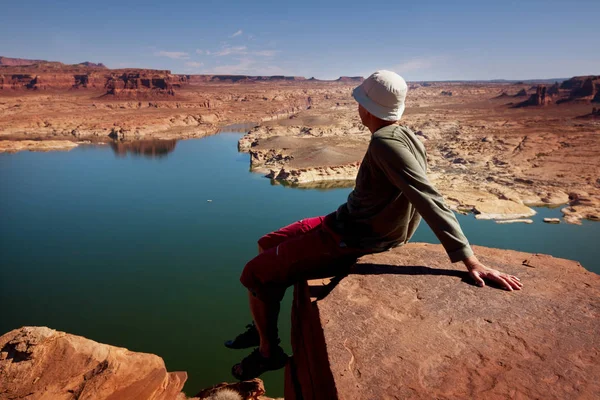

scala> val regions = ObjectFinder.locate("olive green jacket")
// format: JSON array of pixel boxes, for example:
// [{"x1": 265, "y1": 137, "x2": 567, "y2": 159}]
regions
[{"x1": 334, "y1": 124, "x2": 473, "y2": 263}]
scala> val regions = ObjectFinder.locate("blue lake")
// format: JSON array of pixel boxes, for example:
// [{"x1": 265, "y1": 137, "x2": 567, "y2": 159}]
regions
[{"x1": 1, "y1": 133, "x2": 598, "y2": 397}]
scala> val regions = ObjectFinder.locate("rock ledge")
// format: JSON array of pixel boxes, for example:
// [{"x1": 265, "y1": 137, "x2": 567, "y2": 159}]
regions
[{"x1": 286, "y1": 243, "x2": 600, "y2": 400}]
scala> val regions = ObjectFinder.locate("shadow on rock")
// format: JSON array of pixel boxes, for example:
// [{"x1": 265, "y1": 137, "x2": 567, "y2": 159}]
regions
[{"x1": 307, "y1": 262, "x2": 512, "y2": 300}]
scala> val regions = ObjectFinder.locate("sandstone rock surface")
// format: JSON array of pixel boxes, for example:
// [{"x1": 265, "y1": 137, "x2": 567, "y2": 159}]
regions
[
  {"x1": 0, "y1": 327, "x2": 284, "y2": 400},
  {"x1": 286, "y1": 243, "x2": 600, "y2": 400},
  {"x1": 543, "y1": 218, "x2": 561, "y2": 224},
  {"x1": 473, "y1": 199, "x2": 536, "y2": 220},
  {"x1": 0, "y1": 140, "x2": 78, "y2": 153},
  {"x1": 0, "y1": 326, "x2": 188, "y2": 400},
  {"x1": 494, "y1": 218, "x2": 533, "y2": 224}
]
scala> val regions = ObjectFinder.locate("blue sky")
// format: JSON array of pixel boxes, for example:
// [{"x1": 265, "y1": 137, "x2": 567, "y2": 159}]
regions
[{"x1": 1, "y1": 0, "x2": 598, "y2": 80}]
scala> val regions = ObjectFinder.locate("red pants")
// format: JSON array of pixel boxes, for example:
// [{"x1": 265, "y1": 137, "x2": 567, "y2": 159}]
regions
[{"x1": 240, "y1": 213, "x2": 368, "y2": 302}]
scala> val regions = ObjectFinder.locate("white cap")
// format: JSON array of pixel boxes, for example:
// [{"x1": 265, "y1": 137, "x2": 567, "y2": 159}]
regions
[{"x1": 352, "y1": 70, "x2": 408, "y2": 121}]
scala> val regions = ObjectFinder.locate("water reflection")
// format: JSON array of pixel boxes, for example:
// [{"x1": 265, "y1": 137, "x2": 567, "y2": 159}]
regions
[
  {"x1": 110, "y1": 139, "x2": 178, "y2": 159},
  {"x1": 216, "y1": 122, "x2": 258, "y2": 133},
  {"x1": 270, "y1": 179, "x2": 355, "y2": 191}
]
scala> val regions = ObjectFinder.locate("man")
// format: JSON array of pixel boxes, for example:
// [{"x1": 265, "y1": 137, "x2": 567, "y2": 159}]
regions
[{"x1": 228, "y1": 70, "x2": 522, "y2": 380}]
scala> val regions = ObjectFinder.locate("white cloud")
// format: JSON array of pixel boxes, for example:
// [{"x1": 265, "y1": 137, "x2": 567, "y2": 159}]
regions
[
  {"x1": 394, "y1": 59, "x2": 432, "y2": 72},
  {"x1": 210, "y1": 46, "x2": 277, "y2": 58},
  {"x1": 210, "y1": 59, "x2": 253, "y2": 74},
  {"x1": 154, "y1": 51, "x2": 190, "y2": 60},
  {"x1": 207, "y1": 58, "x2": 286, "y2": 75},
  {"x1": 214, "y1": 46, "x2": 248, "y2": 56},
  {"x1": 230, "y1": 29, "x2": 243, "y2": 38},
  {"x1": 195, "y1": 49, "x2": 205, "y2": 55},
  {"x1": 391, "y1": 57, "x2": 442, "y2": 74},
  {"x1": 253, "y1": 50, "x2": 278, "y2": 57},
  {"x1": 185, "y1": 61, "x2": 204, "y2": 67}
]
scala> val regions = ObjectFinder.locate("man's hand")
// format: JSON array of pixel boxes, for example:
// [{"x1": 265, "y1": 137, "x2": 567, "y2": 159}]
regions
[{"x1": 463, "y1": 255, "x2": 522, "y2": 291}]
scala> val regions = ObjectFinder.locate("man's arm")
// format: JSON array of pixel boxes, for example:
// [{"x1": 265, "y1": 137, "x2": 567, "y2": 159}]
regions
[{"x1": 371, "y1": 137, "x2": 522, "y2": 291}]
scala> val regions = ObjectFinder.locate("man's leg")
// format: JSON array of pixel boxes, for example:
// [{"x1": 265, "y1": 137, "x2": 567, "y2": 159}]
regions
[
  {"x1": 233, "y1": 216, "x2": 363, "y2": 379},
  {"x1": 229, "y1": 216, "x2": 326, "y2": 348},
  {"x1": 247, "y1": 216, "x2": 328, "y2": 355},
  {"x1": 232, "y1": 244, "x2": 289, "y2": 380},
  {"x1": 247, "y1": 290, "x2": 279, "y2": 358}
]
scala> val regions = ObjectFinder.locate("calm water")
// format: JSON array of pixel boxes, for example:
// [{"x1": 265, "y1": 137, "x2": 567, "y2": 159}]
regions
[{"x1": 1, "y1": 134, "x2": 598, "y2": 397}]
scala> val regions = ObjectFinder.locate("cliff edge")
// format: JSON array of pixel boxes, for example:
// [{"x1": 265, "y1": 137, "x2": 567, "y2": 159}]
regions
[
  {"x1": 0, "y1": 327, "x2": 277, "y2": 400},
  {"x1": 286, "y1": 243, "x2": 600, "y2": 399},
  {"x1": 0, "y1": 327, "x2": 188, "y2": 400}
]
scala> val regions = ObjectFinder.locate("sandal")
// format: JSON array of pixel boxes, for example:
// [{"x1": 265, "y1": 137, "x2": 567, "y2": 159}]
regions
[
  {"x1": 231, "y1": 346, "x2": 289, "y2": 381},
  {"x1": 224, "y1": 322, "x2": 280, "y2": 349}
]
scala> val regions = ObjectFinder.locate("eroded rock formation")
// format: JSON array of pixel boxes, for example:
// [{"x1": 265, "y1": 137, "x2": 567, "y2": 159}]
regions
[
  {"x1": 104, "y1": 71, "x2": 176, "y2": 98},
  {"x1": 0, "y1": 326, "x2": 188, "y2": 400},
  {"x1": 0, "y1": 327, "x2": 281, "y2": 400},
  {"x1": 560, "y1": 75, "x2": 600, "y2": 102},
  {"x1": 515, "y1": 85, "x2": 555, "y2": 107},
  {"x1": 513, "y1": 77, "x2": 600, "y2": 107},
  {"x1": 514, "y1": 88, "x2": 527, "y2": 97},
  {"x1": 547, "y1": 82, "x2": 560, "y2": 96},
  {"x1": 285, "y1": 243, "x2": 600, "y2": 399}
]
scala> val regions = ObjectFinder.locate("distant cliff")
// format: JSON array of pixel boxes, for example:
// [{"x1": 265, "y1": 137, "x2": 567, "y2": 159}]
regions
[
  {"x1": 103, "y1": 71, "x2": 176, "y2": 98},
  {"x1": 336, "y1": 76, "x2": 364, "y2": 83},
  {"x1": 0, "y1": 56, "x2": 107, "y2": 69},
  {"x1": 0, "y1": 58, "x2": 364, "y2": 98},
  {"x1": 0, "y1": 56, "x2": 50, "y2": 66},
  {"x1": 515, "y1": 76, "x2": 600, "y2": 107}
]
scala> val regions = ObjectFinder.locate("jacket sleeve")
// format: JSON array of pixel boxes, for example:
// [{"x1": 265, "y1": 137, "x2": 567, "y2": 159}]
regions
[{"x1": 370, "y1": 137, "x2": 473, "y2": 263}]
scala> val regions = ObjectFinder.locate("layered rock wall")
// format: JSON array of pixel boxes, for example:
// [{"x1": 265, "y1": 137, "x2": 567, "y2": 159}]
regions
[
  {"x1": 104, "y1": 71, "x2": 176, "y2": 97},
  {"x1": 516, "y1": 85, "x2": 555, "y2": 107},
  {"x1": 560, "y1": 75, "x2": 600, "y2": 102}
]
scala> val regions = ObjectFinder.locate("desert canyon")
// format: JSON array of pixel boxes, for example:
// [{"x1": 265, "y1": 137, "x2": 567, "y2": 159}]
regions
[
  {"x1": 1, "y1": 56, "x2": 599, "y2": 224},
  {"x1": 1, "y1": 56, "x2": 600, "y2": 400}
]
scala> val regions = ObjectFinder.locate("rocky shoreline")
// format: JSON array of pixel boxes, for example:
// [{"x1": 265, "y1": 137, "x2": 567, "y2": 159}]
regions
[
  {"x1": 234, "y1": 80, "x2": 600, "y2": 224},
  {"x1": 2, "y1": 62, "x2": 599, "y2": 224}
]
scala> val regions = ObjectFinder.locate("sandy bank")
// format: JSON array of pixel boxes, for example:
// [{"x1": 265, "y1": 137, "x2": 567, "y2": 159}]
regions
[{"x1": 0, "y1": 140, "x2": 79, "y2": 153}]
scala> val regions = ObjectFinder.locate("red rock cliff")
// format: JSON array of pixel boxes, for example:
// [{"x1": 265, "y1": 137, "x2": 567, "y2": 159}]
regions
[
  {"x1": 0, "y1": 327, "x2": 188, "y2": 400},
  {"x1": 104, "y1": 70, "x2": 176, "y2": 98},
  {"x1": 285, "y1": 243, "x2": 600, "y2": 400},
  {"x1": 515, "y1": 85, "x2": 556, "y2": 107}
]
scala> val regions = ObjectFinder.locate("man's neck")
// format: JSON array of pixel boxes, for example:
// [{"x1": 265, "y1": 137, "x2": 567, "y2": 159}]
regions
[{"x1": 368, "y1": 121, "x2": 397, "y2": 134}]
